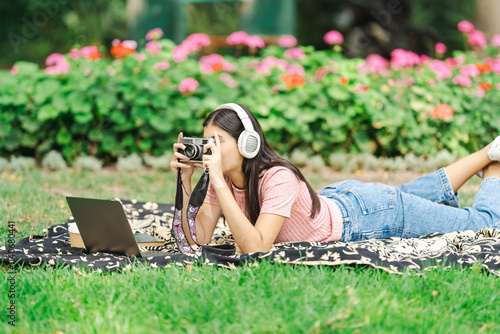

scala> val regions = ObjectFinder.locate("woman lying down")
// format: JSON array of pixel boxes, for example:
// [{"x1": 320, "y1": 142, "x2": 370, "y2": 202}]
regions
[{"x1": 170, "y1": 103, "x2": 500, "y2": 254}]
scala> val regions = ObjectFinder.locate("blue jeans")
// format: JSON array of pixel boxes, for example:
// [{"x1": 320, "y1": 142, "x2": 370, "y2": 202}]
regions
[{"x1": 318, "y1": 168, "x2": 500, "y2": 242}]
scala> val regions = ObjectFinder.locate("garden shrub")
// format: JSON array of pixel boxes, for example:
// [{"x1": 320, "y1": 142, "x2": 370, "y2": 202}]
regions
[
  {"x1": 1, "y1": 22, "x2": 500, "y2": 164},
  {"x1": 116, "y1": 153, "x2": 143, "y2": 172},
  {"x1": 74, "y1": 155, "x2": 103, "y2": 171},
  {"x1": 42, "y1": 150, "x2": 68, "y2": 171}
]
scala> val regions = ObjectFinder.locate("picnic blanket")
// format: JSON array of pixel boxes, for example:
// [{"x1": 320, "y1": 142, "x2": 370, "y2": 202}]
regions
[{"x1": 1, "y1": 199, "x2": 500, "y2": 275}]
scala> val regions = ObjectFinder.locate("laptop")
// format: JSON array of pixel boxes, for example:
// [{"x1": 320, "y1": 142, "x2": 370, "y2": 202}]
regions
[{"x1": 66, "y1": 196, "x2": 166, "y2": 258}]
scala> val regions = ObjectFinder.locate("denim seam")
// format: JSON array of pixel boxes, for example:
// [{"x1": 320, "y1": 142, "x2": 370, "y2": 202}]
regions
[
  {"x1": 481, "y1": 176, "x2": 500, "y2": 185},
  {"x1": 438, "y1": 167, "x2": 460, "y2": 207},
  {"x1": 334, "y1": 193, "x2": 357, "y2": 241}
]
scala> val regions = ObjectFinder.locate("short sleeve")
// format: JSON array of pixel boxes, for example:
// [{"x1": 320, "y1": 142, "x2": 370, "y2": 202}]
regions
[
  {"x1": 203, "y1": 175, "x2": 232, "y2": 206},
  {"x1": 259, "y1": 168, "x2": 300, "y2": 218}
]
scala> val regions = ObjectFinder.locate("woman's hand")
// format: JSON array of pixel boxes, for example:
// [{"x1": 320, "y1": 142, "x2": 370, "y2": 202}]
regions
[
  {"x1": 170, "y1": 132, "x2": 202, "y2": 181},
  {"x1": 202, "y1": 131, "x2": 225, "y2": 188}
]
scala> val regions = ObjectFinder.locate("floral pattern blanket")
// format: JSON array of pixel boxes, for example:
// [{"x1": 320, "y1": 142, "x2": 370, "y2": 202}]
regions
[{"x1": 1, "y1": 199, "x2": 499, "y2": 275}]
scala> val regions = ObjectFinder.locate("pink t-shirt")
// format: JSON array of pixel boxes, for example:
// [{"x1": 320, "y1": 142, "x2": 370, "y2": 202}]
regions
[{"x1": 204, "y1": 166, "x2": 343, "y2": 243}]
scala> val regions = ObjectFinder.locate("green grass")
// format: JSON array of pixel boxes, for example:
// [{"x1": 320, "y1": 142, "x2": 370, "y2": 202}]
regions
[{"x1": 0, "y1": 168, "x2": 497, "y2": 333}]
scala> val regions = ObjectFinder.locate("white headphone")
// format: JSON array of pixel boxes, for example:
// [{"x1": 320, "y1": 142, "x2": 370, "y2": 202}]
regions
[{"x1": 214, "y1": 103, "x2": 261, "y2": 159}]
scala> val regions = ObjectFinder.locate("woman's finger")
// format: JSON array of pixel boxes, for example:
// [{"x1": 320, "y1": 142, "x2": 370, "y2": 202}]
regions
[{"x1": 214, "y1": 131, "x2": 221, "y2": 149}]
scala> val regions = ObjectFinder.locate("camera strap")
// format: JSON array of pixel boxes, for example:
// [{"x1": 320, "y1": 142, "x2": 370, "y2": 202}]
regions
[{"x1": 172, "y1": 169, "x2": 236, "y2": 256}]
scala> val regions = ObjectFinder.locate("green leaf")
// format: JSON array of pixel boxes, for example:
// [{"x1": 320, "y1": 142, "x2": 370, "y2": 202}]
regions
[
  {"x1": 37, "y1": 105, "x2": 60, "y2": 121},
  {"x1": 4, "y1": 128, "x2": 23, "y2": 151},
  {"x1": 68, "y1": 92, "x2": 92, "y2": 114},
  {"x1": 19, "y1": 115, "x2": 42, "y2": 133},
  {"x1": 101, "y1": 133, "x2": 118, "y2": 153},
  {"x1": 149, "y1": 115, "x2": 173, "y2": 133},
  {"x1": 21, "y1": 133, "x2": 38, "y2": 148},
  {"x1": 13, "y1": 61, "x2": 40, "y2": 75},
  {"x1": 74, "y1": 112, "x2": 94, "y2": 124},
  {"x1": 56, "y1": 129, "x2": 72, "y2": 145},
  {"x1": 33, "y1": 79, "x2": 61, "y2": 104},
  {"x1": 110, "y1": 110, "x2": 129, "y2": 126},
  {"x1": 327, "y1": 86, "x2": 350, "y2": 101},
  {"x1": 96, "y1": 95, "x2": 117, "y2": 116},
  {"x1": 138, "y1": 138, "x2": 153, "y2": 151},
  {"x1": 51, "y1": 94, "x2": 69, "y2": 113}
]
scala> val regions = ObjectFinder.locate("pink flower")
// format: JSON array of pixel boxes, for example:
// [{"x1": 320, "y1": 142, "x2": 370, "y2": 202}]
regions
[
  {"x1": 286, "y1": 64, "x2": 305, "y2": 75},
  {"x1": 172, "y1": 33, "x2": 211, "y2": 62},
  {"x1": 453, "y1": 75, "x2": 472, "y2": 87},
  {"x1": 420, "y1": 55, "x2": 431, "y2": 63},
  {"x1": 46, "y1": 53, "x2": 66, "y2": 66},
  {"x1": 390, "y1": 49, "x2": 421, "y2": 70},
  {"x1": 145, "y1": 40, "x2": 162, "y2": 56},
  {"x1": 186, "y1": 33, "x2": 211, "y2": 48},
  {"x1": 146, "y1": 28, "x2": 163, "y2": 40},
  {"x1": 284, "y1": 47, "x2": 305, "y2": 60},
  {"x1": 244, "y1": 35, "x2": 265, "y2": 49},
  {"x1": 219, "y1": 73, "x2": 238, "y2": 88},
  {"x1": 278, "y1": 35, "x2": 297, "y2": 48},
  {"x1": 491, "y1": 58, "x2": 500, "y2": 74},
  {"x1": 457, "y1": 20, "x2": 474, "y2": 33},
  {"x1": 227, "y1": 31, "x2": 249, "y2": 45},
  {"x1": 113, "y1": 39, "x2": 137, "y2": 50},
  {"x1": 324, "y1": 30, "x2": 343, "y2": 45},
  {"x1": 430, "y1": 60, "x2": 452, "y2": 80},
  {"x1": 472, "y1": 88, "x2": 485, "y2": 98},
  {"x1": 254, "y1": 63, "x2": 272, "y2": 76},
  {"x1": 354, "y1": 83, "x2": 369, "y2": 93},
  {"x1": 446, "y1": 58, "x2": 459, "y2": 67},
  {"x1": 358, "y1": 54, "x2": 389, "y2": 76},
  {"x1": 107, "y1": 66, "x2": 116, "y2": 76},
  {"x1": 199, "y1": 54, "x2": 235, "y2": 74},
  {"x1": 314, "y1": 66, "x2": 334, "y2": 81},
  {"x1": 153, "y1": 60, "x2": 170, "y2": 70},
  {"x1": 178, "y1": 78, "x2": 199, "y2": 93},
  {"x1": 69, "y1": 48, "x2": 80, "y2": 61},
  {"x1": 468, "y1": 30, "x2": 487, "y2": 48},
  {"x1": 435, "y1": 42, "x2": 447, "y2": 54},
  {"x1": 80, "y1": 46, "x2": 100, "y2": 59},
  {"x1": 249, "y1": 56, "x2": 290, "y2": 76},
  {"x1": 45, "y1": 53, "x2": 71, "y2": 74},
  {"x1": 492, "y1": 34, "x2": 500, "y2": 48},
  {"x1": 459, "y1": 64, "x2": 480, "y2": 77},
  {"x1": 11, "y1": 65, "x2": 18, "y2": 75},
  {"x1": 136, "y1": 53, "x2": 147, "y2": 62},
  {"x1": 80, "y1": 46, "x2": 96, "y2": 57},
  {"x1": 172, "y1": 45, "x2": 188, "y2": 62}
]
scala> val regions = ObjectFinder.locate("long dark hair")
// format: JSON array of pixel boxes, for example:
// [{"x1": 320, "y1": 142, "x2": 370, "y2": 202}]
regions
[{"x1": 203, "y1": 104, "x2": 321, "y2": 225}]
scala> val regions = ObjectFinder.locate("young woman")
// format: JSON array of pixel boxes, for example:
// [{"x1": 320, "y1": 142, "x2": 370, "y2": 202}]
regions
[{"x1": 170, "y1": 103, "x2": 500, "y2": 254}]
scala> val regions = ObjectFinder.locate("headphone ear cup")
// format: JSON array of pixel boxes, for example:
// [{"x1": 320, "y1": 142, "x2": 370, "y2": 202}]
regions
[{"x1": 238, "y1": 130, "x2": 261, "y2": 159}]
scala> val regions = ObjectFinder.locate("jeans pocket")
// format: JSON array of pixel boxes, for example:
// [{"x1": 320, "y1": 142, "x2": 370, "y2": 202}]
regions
[{"x1": 346, "y1": 183, "x2": 395, "y2": 215}]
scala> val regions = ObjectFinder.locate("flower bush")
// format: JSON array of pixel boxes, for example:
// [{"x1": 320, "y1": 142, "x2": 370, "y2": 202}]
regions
[{"x1": 2, "y1": 22, "x2": 500, "y2": 163}]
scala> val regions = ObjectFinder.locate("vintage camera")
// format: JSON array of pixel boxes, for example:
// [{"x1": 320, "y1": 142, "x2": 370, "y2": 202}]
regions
[{"x1": 178, "y1": 137, "x2": 214, "y2": 163}]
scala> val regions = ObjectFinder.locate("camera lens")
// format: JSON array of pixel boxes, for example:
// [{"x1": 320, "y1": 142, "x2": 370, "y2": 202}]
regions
[{"x1": 184, "y1": 144, "x2": 201, "y2": 160}]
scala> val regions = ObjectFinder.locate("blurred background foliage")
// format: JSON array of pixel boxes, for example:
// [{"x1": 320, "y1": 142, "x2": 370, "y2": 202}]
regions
[{"x1": 0, "y1": 0, "x2": 476, "y2": 69}]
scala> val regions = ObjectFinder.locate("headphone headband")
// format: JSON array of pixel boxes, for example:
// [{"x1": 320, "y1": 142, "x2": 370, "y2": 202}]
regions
[{"x1": 214, "y1": 103, "x2": 255, "y2": 133}]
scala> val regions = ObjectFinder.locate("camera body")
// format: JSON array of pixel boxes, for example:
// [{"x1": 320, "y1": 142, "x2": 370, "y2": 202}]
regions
[{"x1": 178, "y1": 137, "x2": 214, "y2": 163}]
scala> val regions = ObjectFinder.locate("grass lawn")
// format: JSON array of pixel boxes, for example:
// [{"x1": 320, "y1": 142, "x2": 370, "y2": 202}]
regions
[{"x1": 1, "y1": 167, "x2": 498, "y2": 333}]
